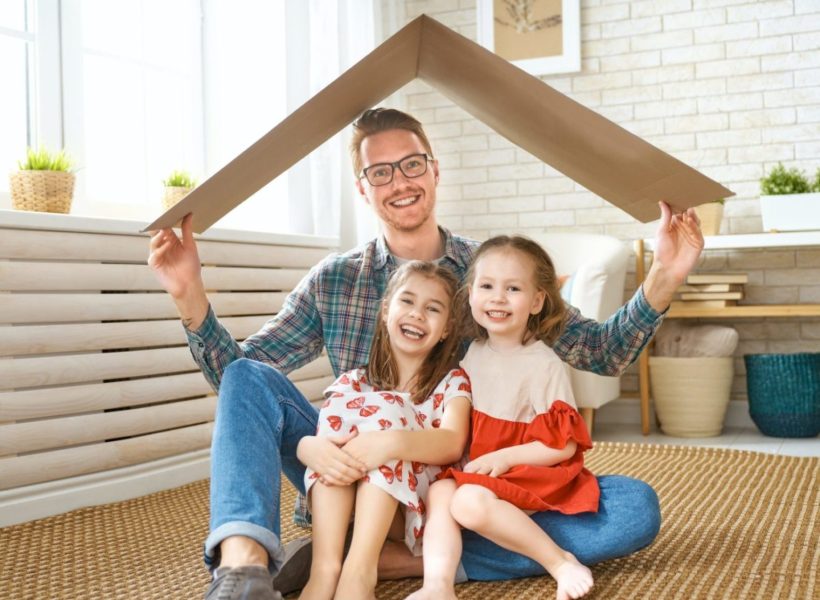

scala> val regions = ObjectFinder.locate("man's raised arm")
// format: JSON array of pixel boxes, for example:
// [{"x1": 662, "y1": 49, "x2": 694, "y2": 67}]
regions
[
  {"x1": 147, "y1": 213, "x2": 325, "y2": 390},
  {"x1": 148, "y1": 213, "x2": 210, "y2": 330},
  {"x1": 641, "y1": 201, "x2": 705, "y2": 312},
  {"x1": 554, "y1": 201, "x2": 704, "y2": 375}
]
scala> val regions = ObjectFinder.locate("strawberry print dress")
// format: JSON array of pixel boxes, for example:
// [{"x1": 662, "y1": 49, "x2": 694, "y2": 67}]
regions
[
  {"x1": 440, "y1": 340, "x2": 599, "y2": 514},
  {"x1": 305, "y1": 367, "x2": 471, "y2": 555}
]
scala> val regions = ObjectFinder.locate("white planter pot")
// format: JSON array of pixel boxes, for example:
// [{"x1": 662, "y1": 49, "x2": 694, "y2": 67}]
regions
[{"x1": 759, "y1": 192, "x2": 820, "y2": 232}]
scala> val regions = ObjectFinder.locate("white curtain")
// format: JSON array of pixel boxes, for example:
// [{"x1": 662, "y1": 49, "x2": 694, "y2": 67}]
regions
[{"x1": 286, "y1": 0, "x2": 379, "y2": 248}]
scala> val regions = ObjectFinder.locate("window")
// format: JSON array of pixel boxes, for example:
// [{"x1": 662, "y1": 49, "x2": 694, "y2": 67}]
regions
[
  {"x1": 61, "y1": 0, "x2": 204, "y2": 220},
  {"x1": 0, "y1": 3, "x2": 33, "y2": 187},
  {"x1": 2, "y1": 0, "x2": 376, "y2": 237},
  {"x1": 0, "y1": 0, "x2": 61, "y2": 191},
  {"x1": 200, "y1": 0, "x2": 288, "y2": 232}
]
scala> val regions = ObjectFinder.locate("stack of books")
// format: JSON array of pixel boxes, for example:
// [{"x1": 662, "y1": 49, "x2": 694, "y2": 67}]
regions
[{"x1": 672, "y1": 272, "x2": 748, "y2": 309}]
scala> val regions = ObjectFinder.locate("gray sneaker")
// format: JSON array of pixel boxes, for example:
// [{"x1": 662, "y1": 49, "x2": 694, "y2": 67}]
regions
[
  {"x1": 204, "y1": 565, "x2": 283, "y2": 600},
  {"x1": 271, "y1": 537, "x2": 313, "y2": 595}
]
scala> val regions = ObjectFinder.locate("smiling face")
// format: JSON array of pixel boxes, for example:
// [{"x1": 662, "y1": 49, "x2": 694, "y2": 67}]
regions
[
  {"x1": 356, "y1": 129, "x2": 439, "y2": 234},
  {"x1": 468, "y1": 248, "x2": 546, "y2": 348},
  {"x1": 383, "y1": 272, "x2": 451, "y2": 363}
]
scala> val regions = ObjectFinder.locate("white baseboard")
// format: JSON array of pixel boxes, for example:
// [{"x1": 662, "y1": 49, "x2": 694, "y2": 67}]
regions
[
  {"x1": 596, "y1": 396, "x2": 755, "y2": 429},
  {"x1": 0, "y1": 449, "x2": 211, "y2": 527}
]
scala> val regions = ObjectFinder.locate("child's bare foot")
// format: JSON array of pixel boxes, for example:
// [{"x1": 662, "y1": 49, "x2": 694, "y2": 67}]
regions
[
  {"x1": 405, "y1": 583, "x2": 458, "y2": 600},
  {"x1": 334, "y1": 567, "x2": 377, "y2": 600},
  {"x1": 298, "y1": 572, "x2": 338, "y2": 600},
  {"x1": 552, "y1": 553, "x2": 593, "y2": 600}
]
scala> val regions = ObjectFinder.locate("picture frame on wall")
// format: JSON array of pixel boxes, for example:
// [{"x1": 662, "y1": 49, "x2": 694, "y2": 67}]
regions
[{"x1": 477, "y1": 0, "x2": 581, "y2": 77}]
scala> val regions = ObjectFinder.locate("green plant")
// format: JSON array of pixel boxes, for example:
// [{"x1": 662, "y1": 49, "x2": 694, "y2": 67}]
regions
[
  {"x1": 162, "y1": 170, "x2": 197, "y2": 188},
  {"x1": 18, "y1": 147, "x2": 73, "y2": 172},
  {"x1": 760, "y1": 162, "x2": 812, "y2": 195},
  {"x1": 812, "y1": 168, "x2": 820, "y2": 193}
]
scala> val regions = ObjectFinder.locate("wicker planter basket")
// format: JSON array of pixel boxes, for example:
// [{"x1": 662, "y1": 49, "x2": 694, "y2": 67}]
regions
[
  {"x1": 650, "y1": 356, "x2": 734, "y2": 437},
  {"x1": 694, "y1": 202, "x2": 724, "y2": 236},
  {"x1": 745, "y1": 353, "x2": 820, "y2": 438},
  {"x1": 9, "y1": 170, "x2": 75, "y2": 214},
  {"x1": 162, "y1": 186, "x2": 192, "y2": 211}
]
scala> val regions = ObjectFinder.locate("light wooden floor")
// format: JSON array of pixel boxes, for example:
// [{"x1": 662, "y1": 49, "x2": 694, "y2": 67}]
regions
[{"x1": 593, "y1": 422, "x2": 819, "y2": 457}]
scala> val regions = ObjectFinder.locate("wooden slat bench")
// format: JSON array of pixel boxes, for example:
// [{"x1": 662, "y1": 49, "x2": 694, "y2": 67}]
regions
[{"x1": 0, "y1": 211, "x2": 338, "y2": 526}]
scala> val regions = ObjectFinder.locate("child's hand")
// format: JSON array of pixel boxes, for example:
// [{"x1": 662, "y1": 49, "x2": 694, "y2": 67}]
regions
[
  {"x1": 341, "y1": 431, "x2": 397, "y2": 471},
  {"x1": 463, "y1": 451, "x2": 511, "y2": 477},
  {"x1": 297, "y1": 434, "x2": 367, "y2": 485}
]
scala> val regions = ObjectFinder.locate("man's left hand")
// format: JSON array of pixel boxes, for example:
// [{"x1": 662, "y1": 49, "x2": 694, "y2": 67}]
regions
[{"x1": 643, "y1": 200, "x2": 705, "y2": 312}]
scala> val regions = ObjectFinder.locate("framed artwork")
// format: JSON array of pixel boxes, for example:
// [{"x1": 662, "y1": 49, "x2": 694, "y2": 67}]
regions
[{"x1": 477, "y1": 0, "x2": 581, "y2": 76}]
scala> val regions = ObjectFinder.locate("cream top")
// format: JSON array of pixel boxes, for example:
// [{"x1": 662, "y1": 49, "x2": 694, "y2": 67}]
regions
[{"x1": 460, "y1": 339, "x2": 576, "y2": 423}]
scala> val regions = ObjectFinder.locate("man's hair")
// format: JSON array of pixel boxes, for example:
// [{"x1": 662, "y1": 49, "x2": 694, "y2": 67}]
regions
[
  {"x1": 366, "y1": 260, "x2": 461, "y2": 405},
  {"x1": 349, "y1": 108, "x2": 434, "y2": 176},
  {"x1": 457, "y1": 235, "x2": 566, "y2": 346}
]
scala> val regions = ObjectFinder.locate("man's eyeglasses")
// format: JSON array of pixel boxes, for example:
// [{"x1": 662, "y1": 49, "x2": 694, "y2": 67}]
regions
[{"x1": 359, "y1": 153, "x2": 433, "y2": 186}]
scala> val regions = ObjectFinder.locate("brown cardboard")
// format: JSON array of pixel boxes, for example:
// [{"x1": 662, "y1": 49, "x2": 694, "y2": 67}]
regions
[{"x1": 144, "y1": 14, "x2": 733, "y2": 233}]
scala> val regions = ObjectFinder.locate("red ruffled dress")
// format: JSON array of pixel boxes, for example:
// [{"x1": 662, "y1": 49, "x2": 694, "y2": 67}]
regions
[{"x1": 440, "y1": 340, "x2": 599, "y2": 514}]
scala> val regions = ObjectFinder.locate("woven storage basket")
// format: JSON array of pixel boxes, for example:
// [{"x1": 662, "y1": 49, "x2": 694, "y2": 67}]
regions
[
  {"x1": 744, "y1": 353, "x2": 820, "y2": 438},
  {"x1": 694, "y1": 202, "x2": 724, "y2": 236},
  {"x1": 9, "y1": 170, "x2": 75, "y2": 213},
  {"x1": 162, "y1": 186, "x2": 192, "y2": 211},
  {"x1": 649, "y1": 356, "x2": 734, "y2": 437}
]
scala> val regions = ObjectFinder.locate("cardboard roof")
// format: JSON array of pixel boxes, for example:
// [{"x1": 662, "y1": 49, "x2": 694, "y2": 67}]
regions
[{"x1": 144, "y1": 14, "x2": 733, "y2": 234}]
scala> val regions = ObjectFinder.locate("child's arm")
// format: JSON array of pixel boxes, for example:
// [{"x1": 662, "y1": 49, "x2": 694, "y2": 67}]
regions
[
  {"x1": 463, "y1": 440, "x2": 577, "y2": 477},
  {"x1": 297, "y1": 432, "x2": 369, "y2": 486},
  {"x1": 340, "y1": 395, "x2": 471, "y2": 470}
]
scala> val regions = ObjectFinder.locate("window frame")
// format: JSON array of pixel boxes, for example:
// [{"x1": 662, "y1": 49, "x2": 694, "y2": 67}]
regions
[
  {"x1": 0, "y1": 0, "x2": 62, "y2": 208},
  {"x1": 2, "y1": 0, "x2": 366, "y2": 239}
]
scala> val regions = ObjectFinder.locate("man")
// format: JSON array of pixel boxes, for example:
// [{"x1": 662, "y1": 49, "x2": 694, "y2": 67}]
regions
[{"x1": 148, "y1": 108, "x2": 704, "y2": 599}]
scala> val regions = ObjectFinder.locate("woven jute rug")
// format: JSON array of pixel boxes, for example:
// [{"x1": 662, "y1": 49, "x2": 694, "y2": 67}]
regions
[{"x1": 2, "y1": 442, "x2": 816, "y2": 599}]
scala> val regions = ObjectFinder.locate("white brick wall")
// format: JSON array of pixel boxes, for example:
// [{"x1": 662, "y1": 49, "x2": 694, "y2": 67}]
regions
[{"x1": 381, "y1": 0, "x2": 820, "y2": 404}]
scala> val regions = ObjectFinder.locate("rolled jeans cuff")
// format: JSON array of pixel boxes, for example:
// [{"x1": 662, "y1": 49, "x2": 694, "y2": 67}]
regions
[{"x1": 204, "y1": 521, "x2": 286, "y2": 575}]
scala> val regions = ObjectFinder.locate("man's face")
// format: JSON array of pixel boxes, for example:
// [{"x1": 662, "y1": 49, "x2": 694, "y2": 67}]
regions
[{"x1": 356, "y1": 129, "x2": 439, "y2": 234}]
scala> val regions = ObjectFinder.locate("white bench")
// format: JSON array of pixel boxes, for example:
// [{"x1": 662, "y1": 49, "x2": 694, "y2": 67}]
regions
[{"x1": 0, "y1": 211, "x2": 337, "y2": 525}]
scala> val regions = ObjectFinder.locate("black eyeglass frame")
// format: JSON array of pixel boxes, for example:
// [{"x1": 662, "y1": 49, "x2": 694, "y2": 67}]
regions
[{"x1": 358, "y1": 153, "x2": 434, "y2": 186}]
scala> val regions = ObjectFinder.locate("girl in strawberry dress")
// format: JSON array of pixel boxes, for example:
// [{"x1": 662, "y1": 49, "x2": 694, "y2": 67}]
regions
[
  {"x1": 300, "y1": 261, "x2": 472, "y2": 600},
  {"x1": 409, "y1": 236, "x2": 598, "y2": 600}
]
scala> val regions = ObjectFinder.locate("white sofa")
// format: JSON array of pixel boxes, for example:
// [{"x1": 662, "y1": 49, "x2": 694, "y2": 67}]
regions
[{"x1": 528, "y1": 233, "x2": 632, "y2": 433}]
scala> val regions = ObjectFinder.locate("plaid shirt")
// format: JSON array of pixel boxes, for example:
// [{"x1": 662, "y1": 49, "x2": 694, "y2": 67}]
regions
[{"x1": 186, "y1": 227, "x2": 665, "y2": 525}]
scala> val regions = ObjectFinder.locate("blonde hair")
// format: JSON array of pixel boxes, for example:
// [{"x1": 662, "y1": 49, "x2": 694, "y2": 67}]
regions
[
  {"x1": 349, "y1": 108, "x2": 434, "y2": 177},
  {"x1": 366, "y1": 261, "x2": 461, "y2": 405},
  {"x1": 458, "y1": 235, "x2": 566, "y2": 345}
]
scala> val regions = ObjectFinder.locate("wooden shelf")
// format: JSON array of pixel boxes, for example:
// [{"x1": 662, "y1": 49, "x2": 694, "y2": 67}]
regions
[
  {"x1": 633, "y1": 234, "x2": 820, "y2": 436},
  {"x1": 668, "y1": 304, "x2": 820, "y2": 318},
  {"x1": 643, "y1": 231, "x2": 820, "y2": 251}
]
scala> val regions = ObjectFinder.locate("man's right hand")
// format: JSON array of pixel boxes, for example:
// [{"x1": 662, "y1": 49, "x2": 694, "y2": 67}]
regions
[
  {"x1": 296, "y1": 433, "x2": 368, "y2": 486},
  {"x1": 147, "y1": 213, "x2": 209, "y2": 329}
]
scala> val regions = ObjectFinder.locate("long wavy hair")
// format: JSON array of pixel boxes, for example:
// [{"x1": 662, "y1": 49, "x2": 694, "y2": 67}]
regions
[
  {"x1": 457, "y1": 235, "x2": 566, "y2": 346},
  {"x1": 366, "y1": 261, "x2": 462, "y2": 405}
]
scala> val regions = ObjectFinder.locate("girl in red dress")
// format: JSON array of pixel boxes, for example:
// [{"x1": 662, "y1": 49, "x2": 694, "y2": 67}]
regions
[
  {"x1": 409, "y1": 236, "x2": 598, "y2": 600},
  {"x1": 300, "y1": 261, "x2": 472, "y2": 600}
]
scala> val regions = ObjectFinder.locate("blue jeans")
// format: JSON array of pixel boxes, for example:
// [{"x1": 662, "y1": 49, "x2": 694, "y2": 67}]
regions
[{"x1": 205, "y1": 359, "x2": 661, "y2": 579}]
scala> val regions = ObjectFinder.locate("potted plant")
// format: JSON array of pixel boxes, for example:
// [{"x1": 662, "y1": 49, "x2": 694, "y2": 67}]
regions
[
  {"x1": 759, "y1": 163, "x2": 820, "y2": 232},
  {"x1": 9, "y1": 147, "x2": 75, "y2": 214},
  {"x1": 694, "y1": 198, "x2": 725, "y2": 236},
  {"x1": 162, "y1": 170, "x2": 197, "y2": 210}
]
